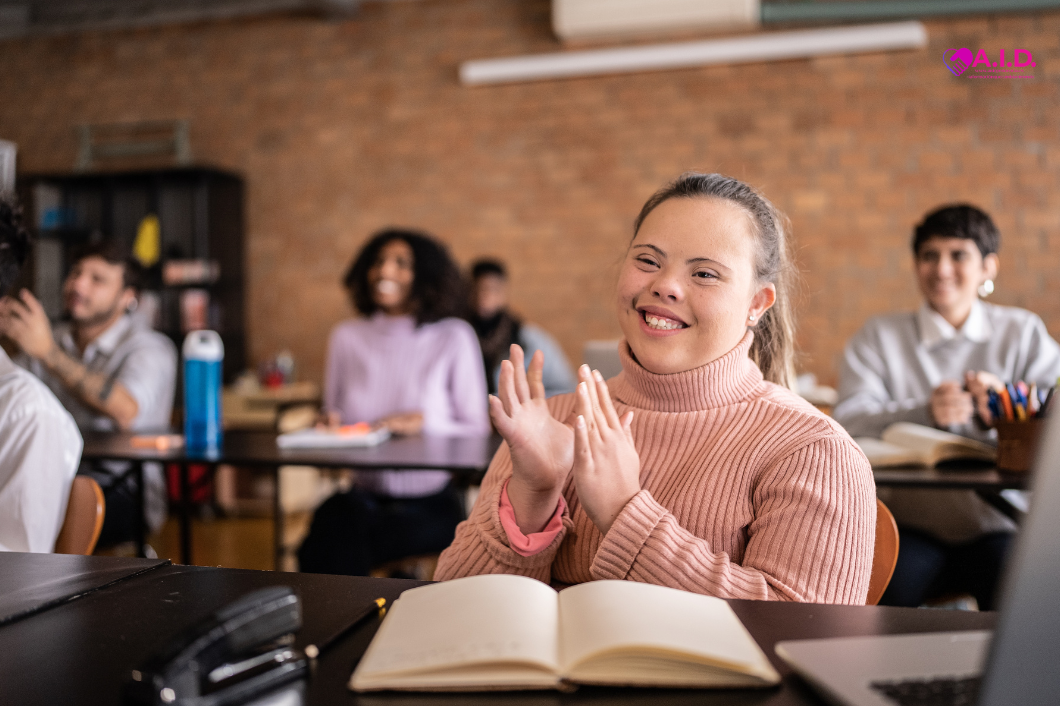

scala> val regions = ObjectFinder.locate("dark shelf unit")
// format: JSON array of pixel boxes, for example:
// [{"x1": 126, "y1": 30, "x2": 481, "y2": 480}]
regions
[{"x1": 17, "y1": 167, "x2": 246, "y2": 382}]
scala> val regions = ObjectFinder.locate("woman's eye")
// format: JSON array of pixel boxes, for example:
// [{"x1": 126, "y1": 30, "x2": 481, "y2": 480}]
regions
[
  {"x1": 693, "y1": 271, "x2": 718, "y2": 280},
  {"x1": 635, "y1": 257, "x2": 658, "y2": 268}
]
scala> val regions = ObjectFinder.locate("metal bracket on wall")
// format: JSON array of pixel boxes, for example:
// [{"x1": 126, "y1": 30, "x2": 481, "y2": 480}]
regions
[{"x1": 74, "y1": 119, "x2": 192, "y2": 171}]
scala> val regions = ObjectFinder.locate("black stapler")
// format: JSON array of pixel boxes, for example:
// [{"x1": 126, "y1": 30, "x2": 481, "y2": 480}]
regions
[{"x1": 125, "y1": 586, "x2": 308, "y2": 706}]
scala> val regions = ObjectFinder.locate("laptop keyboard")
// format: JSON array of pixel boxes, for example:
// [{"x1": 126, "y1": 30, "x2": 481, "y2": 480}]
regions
[{"x1": 870, "y1": 676, "x2": 981, "y2": 706}]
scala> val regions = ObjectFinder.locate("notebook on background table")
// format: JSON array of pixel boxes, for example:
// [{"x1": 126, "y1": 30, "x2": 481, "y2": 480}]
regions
[{"x1": 775, "y1": 411, "x2": 1060, "y2": 706}]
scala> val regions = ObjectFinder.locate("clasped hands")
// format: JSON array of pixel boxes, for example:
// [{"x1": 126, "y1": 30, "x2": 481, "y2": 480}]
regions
[
  {"x1": 491, "y1": 345, "x2": 640, "y2": 538},
  {"x1": 931, "y1": 371, "x2": 1005, "y2": 428}
]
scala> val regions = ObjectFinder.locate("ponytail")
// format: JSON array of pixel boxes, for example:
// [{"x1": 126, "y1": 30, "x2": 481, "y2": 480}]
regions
[{"x1": 633, "y1": 173, "x2": 798, "y2": 390}]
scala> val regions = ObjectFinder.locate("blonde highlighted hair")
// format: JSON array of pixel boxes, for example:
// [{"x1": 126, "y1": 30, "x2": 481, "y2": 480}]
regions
[{"x1": 633, "y1": 173, "x2": 798, "y2": 390}]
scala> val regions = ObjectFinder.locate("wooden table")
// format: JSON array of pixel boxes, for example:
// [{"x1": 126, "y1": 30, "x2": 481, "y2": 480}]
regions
[
  {"x1": 81, "y1": 431, "x2": 503, "y2": 568},
  {"x1": 0, "y1": 553, "x2": 997, "y2": 706}
]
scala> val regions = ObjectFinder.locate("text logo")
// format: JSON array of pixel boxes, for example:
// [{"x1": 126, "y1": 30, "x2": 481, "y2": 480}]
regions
[{"x1": 944, "y1": 48, "x2": 1036, "y2": 79}]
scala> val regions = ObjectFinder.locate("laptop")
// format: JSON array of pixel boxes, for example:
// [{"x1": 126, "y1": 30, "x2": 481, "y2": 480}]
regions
[{"x1": 775, "y1": 410, "x2": 1060, "y2": 706}]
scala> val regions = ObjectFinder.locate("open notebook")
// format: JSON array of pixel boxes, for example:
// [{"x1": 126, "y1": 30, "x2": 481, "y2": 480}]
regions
[
  {"x1": 350, "y1": 574, "x2": 780, "y2": 692},
  {"x1": 854, "y1": 422, "x2": 996, "y2": 469},
  {"x1": 276, "y1": 423, "x2": 390, "y2": 449}
]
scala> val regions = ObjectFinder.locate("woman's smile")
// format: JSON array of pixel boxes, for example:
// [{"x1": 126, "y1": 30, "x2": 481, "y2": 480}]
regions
[{"x1": 637, "y1": 305, "x2": 689, "y2": 334}]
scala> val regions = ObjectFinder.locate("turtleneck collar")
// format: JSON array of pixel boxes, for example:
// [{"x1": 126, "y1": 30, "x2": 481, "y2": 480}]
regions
[
  {"x1": 608, "y1": 331, "x2": 763, "y2": 413},
  {"x1": 368, "y1": 311, "x2": 418, "y2": 334}
]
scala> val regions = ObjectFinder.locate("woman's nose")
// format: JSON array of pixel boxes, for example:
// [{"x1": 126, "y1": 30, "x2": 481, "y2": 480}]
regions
[
  {"x1": 650, "y1": 271, "x2": 684, "y2": 301},
  {"x1": 936, "y1": 256, "x2": 955, "y2": 278},
  {"x1": 379, "y1": 259, "x2": 399, "y2": 279}
]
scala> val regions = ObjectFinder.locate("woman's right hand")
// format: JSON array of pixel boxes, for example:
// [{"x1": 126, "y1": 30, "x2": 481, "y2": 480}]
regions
[{"x1": 490, "y1": 344, "x2": 574, "y2": 535}]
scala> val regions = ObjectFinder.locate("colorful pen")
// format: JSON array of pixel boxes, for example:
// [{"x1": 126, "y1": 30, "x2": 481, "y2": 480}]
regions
[{"x1": 999, "y1": 386, "x2": 1015, "y2": 422}]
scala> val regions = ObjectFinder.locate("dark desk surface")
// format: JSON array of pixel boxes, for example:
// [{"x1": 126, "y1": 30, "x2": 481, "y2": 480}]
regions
[
  {"x1": 873, "y1": 464, "x2": 1029, "y2": 491},
  {"x1": 0, "y1": 553, "x2": 167, "y2": 627},
  {"x1": 0, "y1": 555, "x2": 996, "y2": 706},
  {"x1": 81, "y1": 433, "x2": 1027, "y2": 490},
  {"x1": 81, "y1": 431, "x2": 504, "y2": 475}
]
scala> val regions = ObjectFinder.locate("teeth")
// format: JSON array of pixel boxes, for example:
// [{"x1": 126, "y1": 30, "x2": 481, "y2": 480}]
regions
[{"x1": 645, "y1": 314, "x2": 683, "y2": 330}]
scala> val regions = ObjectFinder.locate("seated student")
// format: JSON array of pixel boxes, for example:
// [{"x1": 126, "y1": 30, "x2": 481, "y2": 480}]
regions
[
  {"x1": 833, "y1": 205, "x2": 1060, "y2": 610},
  {"x1": 436, "y1": 174, "x2": 876, "y2": 604},
  {"x1": 0, "y1": 241, "x2": 177, "y2": 548},
  {"x1": 0, "y1": 199, "x2": 82, "y2": 552},
  {"x1": 298, "y1": 229, "x2": 491, "y2": 576},
  {"x1": 469, "y1": 258, "x2": 576, "y2": 397}
]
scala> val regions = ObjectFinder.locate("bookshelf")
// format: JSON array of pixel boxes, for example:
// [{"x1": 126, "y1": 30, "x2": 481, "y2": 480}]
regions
[{"x1": 16, "y1": 167, "x2": 246, "y2": 381}]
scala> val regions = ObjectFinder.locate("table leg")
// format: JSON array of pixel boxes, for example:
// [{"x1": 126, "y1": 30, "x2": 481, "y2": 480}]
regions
[
  {"x1": 180, "y1": 463, "x2": 192, "y2": 565},
  {"x1": 273, "y1": 466, "x2": 284, "y2": 571},
  {"x1": 136, "y1": 463, "x2": 147, "y2": 558}
]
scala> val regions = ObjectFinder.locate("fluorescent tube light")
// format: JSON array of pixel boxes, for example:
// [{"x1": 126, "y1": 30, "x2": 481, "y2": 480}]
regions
[{"x1": 459, "y1": 20, "x2": 927, "y2": 86}]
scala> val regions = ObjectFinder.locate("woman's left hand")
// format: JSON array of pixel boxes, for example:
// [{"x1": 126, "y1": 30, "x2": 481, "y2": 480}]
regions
[
  {"x1": 379, "y1": 411, "x2": 424, "y2": 436},
  {"x1": 571, "y1": 365, "x2": 641, "y2": 536}
]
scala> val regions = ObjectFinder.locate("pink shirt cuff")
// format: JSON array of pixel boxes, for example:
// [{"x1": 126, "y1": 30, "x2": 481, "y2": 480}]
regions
[{"x1": 499, "y1": 479, "x2": 566, "y2": 557}]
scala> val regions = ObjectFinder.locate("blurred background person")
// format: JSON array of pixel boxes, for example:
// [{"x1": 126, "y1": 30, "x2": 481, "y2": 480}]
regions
[
  {"x1": 298, "y1": 229, "x2": 490, "y2": 576},
  {"x1": 834, "y1": 204, "x2": 1060, "y2": 610},
  {"x1": 2, "y1": 241, "x2": 177, "y2": 550},
  {"x1": 0, "y1": 198, "x2": 82, "y2": 553},
  {"x1": 469, "y1": 258, "x2": 576, "y2": 397}
]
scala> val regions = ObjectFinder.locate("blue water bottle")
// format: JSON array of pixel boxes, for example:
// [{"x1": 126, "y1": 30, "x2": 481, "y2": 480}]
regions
[{"x1": 183, "y1": 330, "x2": 224, "y2": 454}]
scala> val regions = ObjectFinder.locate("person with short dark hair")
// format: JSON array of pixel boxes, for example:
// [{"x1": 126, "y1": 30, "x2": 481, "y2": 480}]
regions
[
  {"x1": 0, "y1": 239, "x2": 177, "y2": 547},
  {"x1": 834, "y1": 204, "x2": 1060, "y2": 609},
  {"x1": 468, "y1": 258, "x2": 575, "y2": 397},
  {"x1": 0, "y1": 198, "x2": 82, "y2": 552},
  {"x1": 297, "y1": 229, "x2": 490, "y2": 576}
]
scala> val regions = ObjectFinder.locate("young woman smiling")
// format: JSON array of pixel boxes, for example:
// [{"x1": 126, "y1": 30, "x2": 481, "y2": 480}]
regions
[
  {"x1": 298, "y1": 229, "x2": 490, "y2": 576},
  {"x1": 436, "y1": 174, "x2": 876, "y2": 604}
]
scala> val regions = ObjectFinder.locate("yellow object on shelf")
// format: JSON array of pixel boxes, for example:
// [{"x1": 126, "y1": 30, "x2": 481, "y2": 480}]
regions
[{"x1": 133, "y1": 214, "x2": 161, "y2": 267}]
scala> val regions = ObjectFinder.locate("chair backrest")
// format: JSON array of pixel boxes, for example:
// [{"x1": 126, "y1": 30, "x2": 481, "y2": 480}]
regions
[
  {"x1": 866, "y1": 498, "x2": 899, "y2": 605},
  {"x1": 54, "y1": 476, "x2": 106, "y2": 555}
]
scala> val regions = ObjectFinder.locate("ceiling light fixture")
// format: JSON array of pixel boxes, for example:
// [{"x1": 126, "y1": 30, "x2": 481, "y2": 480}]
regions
[{"x1": 459, "y1": 20, "x2": 927, "y2": 86}]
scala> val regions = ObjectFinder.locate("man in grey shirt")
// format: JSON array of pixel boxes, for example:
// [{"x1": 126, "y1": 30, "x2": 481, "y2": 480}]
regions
[
  {"x1": 0, "y1": 241, "x2": 177, "y2": 547},
  {"x1": 834, "y1": 205, "x2": 1060, "y2": 609}
]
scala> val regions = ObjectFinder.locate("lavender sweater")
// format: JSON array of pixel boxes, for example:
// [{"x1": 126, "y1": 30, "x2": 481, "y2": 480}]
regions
[{"x1": 324, "y1": 313, "x2": 491, "y2": 497}]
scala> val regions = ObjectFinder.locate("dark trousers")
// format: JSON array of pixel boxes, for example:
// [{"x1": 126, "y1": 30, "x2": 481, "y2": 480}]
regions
[
  {"x1": 297, "y1": 485, "x2": 464, "y2": 576},
  {"x1": 79, "y1": 465, "x2": 141, "y2": 549},
  {"x1": 880, "y1": 527, "x2": 1013, "y2": 610}
]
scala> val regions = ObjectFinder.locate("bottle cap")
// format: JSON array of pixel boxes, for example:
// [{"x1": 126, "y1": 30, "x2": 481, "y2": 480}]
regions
[{"x1": 183, "y1": 330, "x2": 224, "y2": 362}]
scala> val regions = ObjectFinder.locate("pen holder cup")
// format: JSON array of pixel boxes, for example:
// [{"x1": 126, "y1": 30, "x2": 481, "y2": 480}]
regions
[{"x1": 995, "y1": 418, "x2": 1044, "y2": 472}]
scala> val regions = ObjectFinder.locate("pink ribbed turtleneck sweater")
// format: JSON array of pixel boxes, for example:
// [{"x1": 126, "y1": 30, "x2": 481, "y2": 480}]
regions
[{"x1": 435, "y1": 333, "x2": 876, "y2": 604}]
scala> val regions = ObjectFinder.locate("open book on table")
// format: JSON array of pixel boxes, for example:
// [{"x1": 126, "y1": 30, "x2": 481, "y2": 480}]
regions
[
  {"x1": 854, "y1": 422, "x2": 996, "y2": 469},
  {"x1": 349, "y1": 574, "x2": 780, "y2": 692}
]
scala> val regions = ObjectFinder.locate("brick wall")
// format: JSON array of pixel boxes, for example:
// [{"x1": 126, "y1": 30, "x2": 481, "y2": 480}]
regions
[{"x1": 1, "y1": 1, "x2": 1058, "y2": 386}]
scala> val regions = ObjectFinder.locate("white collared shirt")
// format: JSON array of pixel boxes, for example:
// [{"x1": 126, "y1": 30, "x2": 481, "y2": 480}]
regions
[
  {"x1": 834, "y1": 300, "x2": 1060, "y2": 542},
  {"x1": 0, "y1": 347, "x2": 83, "y2": 552},
  {"x1": 917, "y1": 299, "x2": 993, "y2": 348},
  {"x1": 19, "y1": 315, "x2": 177, "y2": 533}
]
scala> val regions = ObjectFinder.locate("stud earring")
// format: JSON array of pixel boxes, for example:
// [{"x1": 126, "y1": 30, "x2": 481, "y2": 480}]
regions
[
  {"x1": 977, "y1": 279, "x2": 994, "y2": 298},
  {"x1": 748, "y1": 314, "x2": 756, "y2": 322}
]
